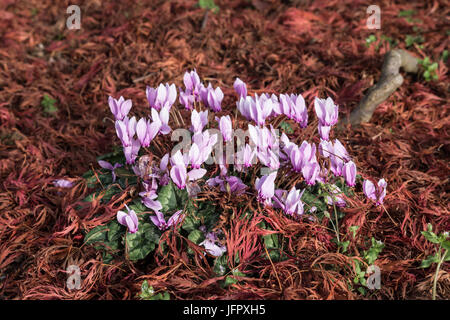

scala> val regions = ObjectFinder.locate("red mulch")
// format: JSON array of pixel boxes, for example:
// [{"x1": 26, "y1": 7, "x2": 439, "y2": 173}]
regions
[{"x1": 0, "y1": 0, "x2": 448, "y2": 299}]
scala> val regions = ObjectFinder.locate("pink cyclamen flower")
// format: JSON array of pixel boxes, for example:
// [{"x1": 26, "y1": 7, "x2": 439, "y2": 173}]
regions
[
  {"x1": 290, "y1": 94, "x2": 308, "y2": 127},
  {"x1": 136, "y1": 117, "x2": 160, "y2": 147},
  {"x1": 274, "y1": 187, "x2": 305, "y2": 217},
  {"x1": 179, "y1": 89, "x2": 195, "y2": 110},
  {"x1": 329, "y1": 139, "x2": 350, "y2": 177},
  {"x1": 190, "y1": 109, "x2": 208, "y2": 133},
  {"x1": 236, "y1": 144, "x2": 257, "y2": 168},
  {"x1": 332, "y1": 139, "x2": 351, "y2": 161},
  {"x1": 170, "y1": 150, "x2": 206, "y2": 189},
  {"x1": 98, "y1": 160, "x2": 122, "y2": 182},
  {"x1": 146, "y1": 83, "x2": 177, "y2": 110},
  {"x1": 343, "y1": 161, "x2": 357, "y2": 187},
  {"x1": 255, "y1": 171, "x2": 277, "y2": 205},
  {"x1": 151, "y1": 106, "x2": 171, "y2": 135},
  {"x1": 289, "y1": 141, "x2": 316, "y2": 173},
  {"x1": 318, "y1": 123, "x2": 331, "y2": 141},
  {"x1": 207, "y1": 175, "x2": 247, "y2": 195},
  {"x1": 139, "y1": 179, "x2": 162, "y2": 213},
  {"x1": 183, "y1": 69, "x2": 202, "y2": 97},
  {"x1": 170, "y1": 162, "x2": 187, "y2": 190},
  {"x1": 199, "y1": 231, "x2": 227, "y2": 257},
  {"x1": 123, "y1": 138, "x2": 141, "y2": 164},
  {"x1": 236, "y1": 96, "x2": 252, "y2": 120},
  {"x1": 115, "y1": 116, "x2": 137, "y2": 147},
  {"x1": 257, "y1": 149, "x2": 280, "y2": 170},
  {"x1": 156, "y1": 153, "x2": 170, "y2": 186},
  {"x1": 248, "y1": 94, "x2": 273, "y2": 126},
  {"x1": 188, "y1": 143, "x2": 203, "y2": 169},
  {"x1": 200, "y1": 83, "x2": 224, "y2": 112},
  {"x1": 326, "y1": 185, "x2": 346, "y2": 207},
  {"x1": 192, "y1": 130, "x2": 217, "y2": 164},
  {"x1": 314, "y1": 97, "x2": 339, "y2": 126},
  {"x1": 53, "y1": 179, "x2": 74, "y2": 188},
  {"x1": 279, "y1": 94, "x2": 308, "y2": 128},
  {"x1": 302, "y1": 162, "x2": 320, "y2": 185},
  {"x1": 151, "y1": 210, "x2": 183, "y2": 231},
  {"x1": 280, "y1": 132, "x2": 295, "y2": 160},
  {"x1": 216, "y1": 115, "x2": 233, "y2": 142},
  {"x1": 363, "y1": 178, "x2": 387, "y2": 206},
  {"x1": 318, "y1": 139, "x2": 332, "y2": 158},
  {"x1": 233, "y1": 78, "x2": 247, "y2": 98},
  {"x1": 108, "y1": 96, "x2": 132, "y2": 120},
  {"x1": 117, "y1": 204, "x2": 139, "y2": 233},
  {"x1": 248, "y1": 124, "x2": 278, "y2": 151}
]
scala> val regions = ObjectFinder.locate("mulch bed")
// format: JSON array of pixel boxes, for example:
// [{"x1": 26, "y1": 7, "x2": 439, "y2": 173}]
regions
[{"x1": 0, "y1": 0, "x2": 448, "y2": 299}]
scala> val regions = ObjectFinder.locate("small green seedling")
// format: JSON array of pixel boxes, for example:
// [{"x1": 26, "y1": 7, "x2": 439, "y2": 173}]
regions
[
  {"x1": 398, "y1": 10, "x2": 422, "y2": 23},
  {"x1": 41, "y1": 94, "x2": 58, "y2": 115},
  {"x1": 418, "y1": 57, "x2": 439, "y2": 82},
  {"x1": 420, "y1": 224, "x2": 449, "y2": 300},
  {"x1": 405, "y1": 34, "x2": 424, "y2": 48},
  {"x1": 353, "y1": 237, "x2": 384, "y2": 295},
  {"x1": 139, "y1": 280, "x2": 170, "y2": 300},
  {"x1": 365, "y1": 34, "x2": 398, "y2": 50},
  {"x1": 198, "y1": 0, "x2": 219, "y2": 13},
  {"x1": 365, "y1": 34, "x2": 377, "y2": 48},
  {"x1": 440, "y1": 50, "x2": 448, "y2": 62},
  {"x1": 398, "y1": 10, "x2": 416, "y2": 18}
]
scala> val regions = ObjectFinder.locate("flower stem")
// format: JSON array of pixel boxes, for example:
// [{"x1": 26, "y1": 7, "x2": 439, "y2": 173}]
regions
[
  {"x1": 333, "y1": 203, "x2": 340, "y2": 244},
  {"x1": 432, "y1": 249, "x2": 447, "y2": 300}
]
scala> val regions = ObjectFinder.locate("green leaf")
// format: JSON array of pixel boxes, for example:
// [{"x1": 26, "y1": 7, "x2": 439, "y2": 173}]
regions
[
  {"x1": 139, "y1": 281, "x2": 169, "y2": 300},
  {"x1": 349, "y1": 226, "x2": 359, "y2": 239},
  {"x1": 279, "y1": 121, "x2": 293, "y2": 134},
  {"x1": 181, "y1": 213, "x2": 199, "y2": 233},
  {"x1": 444, "y1": 250, "x2": 450, "y2": 262},
  {"x1": 339, "y1": 240, "x2": 350, "y2": 253},
  {"x1": 182, "y1": 200, "x2": 220, "y2": 233},
  {"x1": 263, "y1": 233, "x2": 281, "y2": 261},
  {"x1": 358, "y1": 287, "x2": 366, "y2": 295},
  {"x1": 84, "y1": 220, "x2": 125, "y2": 263},
  {"x1": 364, "y1": 238, "x2": 384, "y2": 265},
  {"x1": 96, "y1": 145, "x2": 123, "y2": 161},
  {"x1": 198, "y1": 0, "x2": 219, "y2": 12},
  {"x1": 213, "y1": 254, "x2": 229, "y2": 276},
  {"x1": 441, "y1": 240, "x2": 450, "y2": 251},
  {"x1": 398, "y1": 10, "x2": 416, "y2": 17},
  {"x1": 420, "y1": 254, "x2": 440, "y2": 268},
  {"x1": 429, "y1": 62, "x2": 438, "y2": 71},
  {"x1": 158, "y1": 182, "x2": 178, "y2": 212},
  {"x1": 223, "y1": 275, "x2": 238, "y2": 287},
  {"x1": 188, "y1": 230, "x2": 205, "y2": 245},
  {"x1": 421, "y1": 230, "x2": 440, "y2": 244},
  {"x1": 84, "y1": 225, "x2": 108, "y2": 246},
  {"x1": 139, "y1": 280, "x2": 155, "y2": 300},
  {"x1": 128, "y1": 198, "x2": 148, "y2": 213},
  {"x1": 84, "y1": 171, "x2": 99, "y2": 188},
  {"x1": 126, "y1": 223, "x2": 160, "y2": 261},
  {"x1": 107, "y1": 220, "x2": 123, "y2": 245},
  {"x1": 41, "y1": 94, "x2": 58, "y2": 115},
  {"x1": 222, "y1": 269, "x2": 246, "y2": 288}
]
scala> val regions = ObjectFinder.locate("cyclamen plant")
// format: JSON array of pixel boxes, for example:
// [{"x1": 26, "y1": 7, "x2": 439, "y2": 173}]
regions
[{"x1": 83, "y1": 69, "x2": 388, "y2": 270}]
